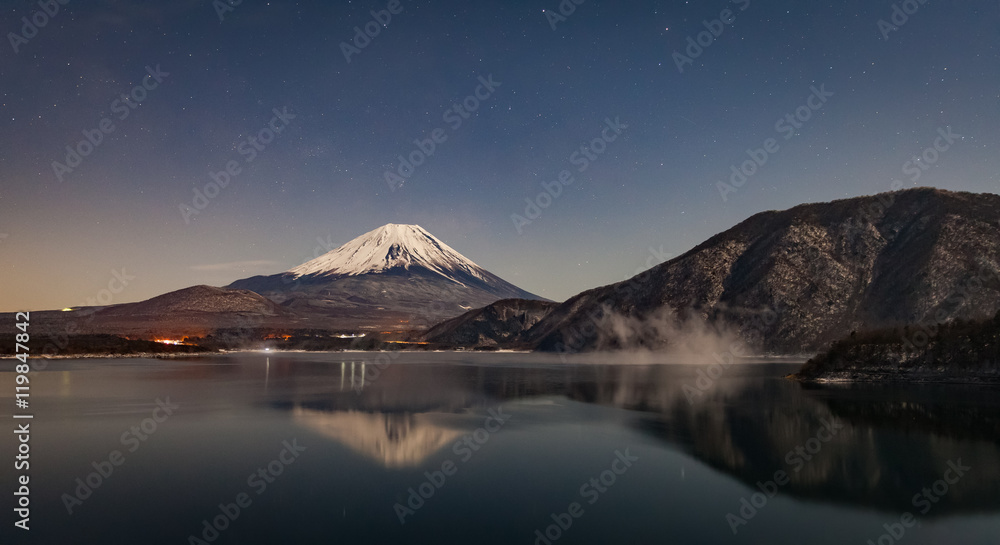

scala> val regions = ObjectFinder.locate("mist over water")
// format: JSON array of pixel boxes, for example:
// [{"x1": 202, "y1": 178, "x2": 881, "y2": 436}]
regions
[{"x1": 589, "y1": 305, "x2": 749, "y2": 365}]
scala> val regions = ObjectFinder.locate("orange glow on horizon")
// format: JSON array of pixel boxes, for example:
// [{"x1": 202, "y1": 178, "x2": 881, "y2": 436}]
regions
[{"x1": 152, "y1": 338, "x2": 192, "y2": 346}]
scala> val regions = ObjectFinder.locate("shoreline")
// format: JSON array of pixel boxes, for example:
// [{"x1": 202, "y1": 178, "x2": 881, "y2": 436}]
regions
[{"x1": 789, "y1": 372, "x2": 1000, "y2": 385}]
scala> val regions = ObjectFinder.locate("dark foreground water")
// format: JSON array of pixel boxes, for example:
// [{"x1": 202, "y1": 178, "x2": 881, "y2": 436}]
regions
[{"x1": 2, "y1": 352, "x2": 1000, "y2": 544}]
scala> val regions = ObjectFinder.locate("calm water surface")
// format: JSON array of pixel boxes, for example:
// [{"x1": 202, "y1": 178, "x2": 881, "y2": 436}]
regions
[{"x1": 2, "y1": 352, "x2": 999, "y2": 544}]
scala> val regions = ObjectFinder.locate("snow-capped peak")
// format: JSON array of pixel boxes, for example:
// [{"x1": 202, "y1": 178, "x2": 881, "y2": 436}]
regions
[{"x1": 286, "y1": 224, "x2": 490, "y2": 284}]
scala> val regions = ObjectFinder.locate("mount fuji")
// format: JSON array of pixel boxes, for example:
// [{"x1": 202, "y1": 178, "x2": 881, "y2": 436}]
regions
[{"x1": 227, "y1": 224, "x2": 545, "y2": 330}]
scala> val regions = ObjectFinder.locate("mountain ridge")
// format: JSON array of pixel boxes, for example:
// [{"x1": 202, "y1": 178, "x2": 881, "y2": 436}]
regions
[
  {"x1": 527, "y1": 187, "x2": 1000, "y2": 353},
  {"x1": 8, "y1": 188, "x2": 999, "y2": 358},
  {"x1": 426, "y1": 188, "x2": 1000, "y2": 355}
]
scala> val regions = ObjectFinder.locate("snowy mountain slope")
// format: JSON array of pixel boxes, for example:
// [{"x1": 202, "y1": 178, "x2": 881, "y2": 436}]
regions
[
  {"x1": 227, "y1": 224, "x2": 546, "y2": 329},
  {"x1": 287, "y1": 224, "x2": 490, "y2": 285}
]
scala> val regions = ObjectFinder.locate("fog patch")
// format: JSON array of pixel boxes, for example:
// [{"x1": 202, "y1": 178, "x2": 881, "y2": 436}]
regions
[{"x1": 584, "y1": 304, "x2": 751, "y2": 365}]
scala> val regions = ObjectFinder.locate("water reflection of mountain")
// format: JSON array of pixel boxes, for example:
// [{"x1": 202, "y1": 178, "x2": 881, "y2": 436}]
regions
[
  {"x1": 268, "y1": 359, "x2": 675, "y2": 469},
  {"x1": 258, "y1": 357, "x2": 1000, "y2": 514},
  {"x1": 292, "y1": 408, "x2": 463, "y2": 468}
]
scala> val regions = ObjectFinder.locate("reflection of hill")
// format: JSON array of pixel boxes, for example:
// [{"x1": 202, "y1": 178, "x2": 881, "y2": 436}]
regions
[
  {"x1": 619, "y1": 376, "x2": 1000, "y2": 516},
  {"x1": 293, "y1": 407, "x2": 463, "y2": 468},
  {"x1": 253, "y1": 356, "x2": 1000, "y2": 515},
  {"x1": 810, "y1": 383, "x2": 1000, "y2": 442}
]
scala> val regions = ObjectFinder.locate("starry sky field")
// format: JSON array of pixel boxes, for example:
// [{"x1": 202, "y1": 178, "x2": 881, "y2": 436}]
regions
[{"x1": 1, "y1": 0, "x2": 998, "y2": 310}]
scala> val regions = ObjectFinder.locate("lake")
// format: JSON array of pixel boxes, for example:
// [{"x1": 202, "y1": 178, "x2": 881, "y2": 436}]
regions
[{"x1": 2, "y1": 352, "x2": 999, "y2": 544}]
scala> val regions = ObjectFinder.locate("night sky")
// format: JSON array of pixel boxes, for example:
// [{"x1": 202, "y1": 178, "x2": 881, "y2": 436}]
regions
[{"x1": 2, "y1": 0, "x2": 999, "y2": 311}]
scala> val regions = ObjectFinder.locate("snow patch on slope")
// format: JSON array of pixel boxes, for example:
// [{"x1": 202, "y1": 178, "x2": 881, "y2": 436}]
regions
[{"x1": 287, "y1": 224, "x2": 490, "y2": 285}]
